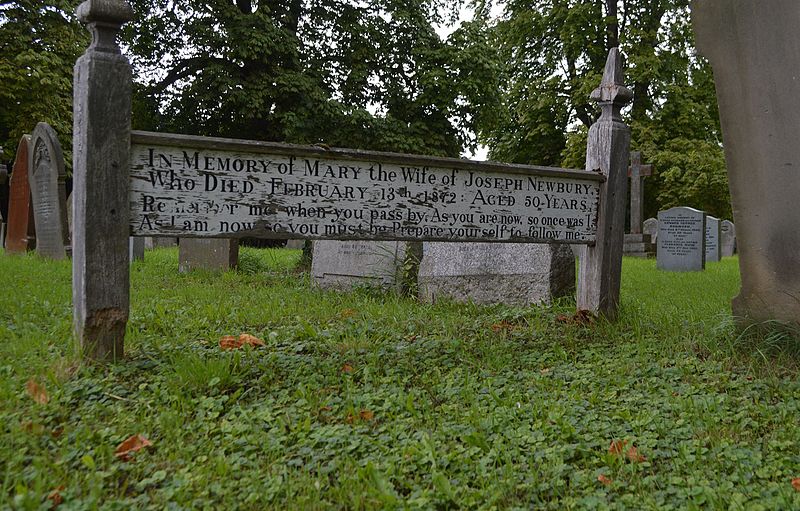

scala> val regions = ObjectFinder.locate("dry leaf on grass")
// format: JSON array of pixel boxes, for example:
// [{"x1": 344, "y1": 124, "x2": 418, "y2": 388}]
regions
[
  {"x1": 114, "y1": 434, "x2": 153, "y2": 461},
  {"x1": 26, "y1": 379, "x2": 49, "y2": 404},
  {"x1": 346, "y1": 409, "x2": 375, "y2": 424},
  {"x1": 47, "y1": 486, "x2": 65, "y2": 508},
  {"x1": 490, "y1": 321, "x2": 518, "y2": 333},
  {"x1": 597, "y1": 474, "x2": 613, "y2": 486},
  {"x1": 792, "y1": 478, "x2": 800, "y2": 491},
  {"x1": 608, "y1": 439, "x2": 628, "y2": 455},
  {"x1": 557, "y1": 309, "x2": 596, "y2": 325},
  {"x1": 219, "y1": 333, "x2": 265, "y2": 350},
  {"x1": 339, "y1": 308, "x2": 357, "y2": 319},
  {"x1": 625, "y1": 446, "x2": 646, "y2": 463},
  {"x1": 341, "y1": 364, "x2": 354, "y2": 373}
]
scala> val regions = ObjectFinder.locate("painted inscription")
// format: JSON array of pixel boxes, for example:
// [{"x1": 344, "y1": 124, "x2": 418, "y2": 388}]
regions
[{"x1": 129, "y1": 134, "x2": 601, "y2": 243}]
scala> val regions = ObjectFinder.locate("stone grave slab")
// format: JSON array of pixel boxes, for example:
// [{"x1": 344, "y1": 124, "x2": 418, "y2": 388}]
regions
[
  {"x1": 5, "y1": 135, "x2": 35, "y2": 254},
  {"x1": 694, "y1": 0, "x2": 800, "y2": 324},
  {"x1": 29, "y1": 123, "x2": 69, "y2": 259},
  {"x1": 705, "y1": 215, "x2": 721, "y2": 263},
  {"x1": 657, "y1": 207, "x2": 706, "y2": 272},
  {"x1": 178, "y1": 238, "x2": 239, "y2": 272},
  {"x1": 418, "y1": 242, "x2": 575, "y2": 305},
  {"x1": 0, "y1": 162, "x2": 7, "y2": 248},
  {"x1": 129, "y1": 237, "x2": 144, "y2": 262},
  {"x1": 312, "y1": 240, "x2": 410, "y2": 291},
  {"x1": 720, "y1": 220, "x2": 736, "y2": 257},
  {"x1": 643, "y1": 218, "x2": 658, "y2": 246},
  {"x1": 285, "y1": 240, "x2": 304, "y2": 249}
]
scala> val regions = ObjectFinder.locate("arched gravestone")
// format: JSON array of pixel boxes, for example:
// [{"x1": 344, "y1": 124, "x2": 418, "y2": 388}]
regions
[
  {"x1": 5, "y1": 135, "x2": 35, "y2": 254},
  {"x1": 720, "y1": 220, "x2": 736, "y2": 257},
  {"x1": 29, "y1": 122, "x2": 69, "y2": 260},
  {"x1": 694, "y1": 0, "x2": 800, "y2": 325}
]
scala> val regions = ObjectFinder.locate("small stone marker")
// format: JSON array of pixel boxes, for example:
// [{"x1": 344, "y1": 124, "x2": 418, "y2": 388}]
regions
[
  {"x1": 418, "y1": 242, "x2": 575, "y2": 305},
  {"x1": 29, "y1": 122, "x2": 69, "y2": 260},
  {"x1": 643, "y1": 218, "x2": 658, "y2": 246},
  {"x1": 178, "y1": 238, "x2": 239, "y2": 272},
  {"x1": 720, "y1": 220, "x2": 736, "y2": 257},
  {"x1": 0, "y1": 162, "x2": 7, "y2": 248},
  {"x1": 5, "y1": 135, "x2": 35, "y2": 254},
  {"x1": 312, "y1": 240, "x2": 410, "y2": 290},
  {"x1": 694, "y1": 0, "x2": 800, "y2": 326},
  {"x1": 656, "y1": 207, "x2": 706, "y2": 272},
  {"x1": 129, "y1": 237, "x2": 144, "y2": 262},
  {"x1": 705, "y1": 215, "x2": 721, "y2": 263},
  {"x1": 285, "y1": 240, "x2": 304, "y2": 249}
]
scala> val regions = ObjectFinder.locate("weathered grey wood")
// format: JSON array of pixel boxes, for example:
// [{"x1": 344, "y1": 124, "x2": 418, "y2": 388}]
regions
[
  {"x1": 576, "y1": 48, "x2": 632, "y2": 319},
  {"x1": 72, "y1": 0, "x2": 133, "y2": 361},
  {"x1": 130, "y1": 134, "x2": 602, "y2": 244},
  {"x1": 627, "y1": 152, "x2": 652, "y2": 235},
  {"x1": 29, "y1": 122, "x2": 69, "y2": 260}
]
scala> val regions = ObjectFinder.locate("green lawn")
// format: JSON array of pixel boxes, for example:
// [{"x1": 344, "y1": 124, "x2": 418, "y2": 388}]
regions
[{"x1": 2, "y1": 248, "x2": 800, "y2": 509}]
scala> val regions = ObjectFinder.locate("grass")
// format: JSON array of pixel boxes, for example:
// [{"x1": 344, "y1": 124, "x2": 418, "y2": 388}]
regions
[{"x1": 2, "y1": 247, "x2": 800, "y2": 509}]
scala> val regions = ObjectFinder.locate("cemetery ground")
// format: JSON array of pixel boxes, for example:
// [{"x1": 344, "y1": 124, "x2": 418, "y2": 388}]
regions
[{"x1": 2, "y1": 249, "x2": 800, "y2": 510}]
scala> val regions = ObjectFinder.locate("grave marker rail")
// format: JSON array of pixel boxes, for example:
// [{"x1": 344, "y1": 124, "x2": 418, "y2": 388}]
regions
[{"x1": 130, "y1": 132, "x2": 603, "y2": 244}]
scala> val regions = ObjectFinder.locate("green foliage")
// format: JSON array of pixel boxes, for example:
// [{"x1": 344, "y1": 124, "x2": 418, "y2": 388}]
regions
[
  {"x1": 0, "y1": 1, "x2": 87, "y2": 171},
  {"x1": 3, "y1": 247, "x2": 800, "y2": 508},
  {"x1": 123, "y1": 0, "x2": 502, "y2": 157}
]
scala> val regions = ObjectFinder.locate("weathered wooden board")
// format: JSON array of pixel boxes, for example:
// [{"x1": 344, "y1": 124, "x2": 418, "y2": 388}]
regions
[{"x1": 130, "y1": 131, "x2": 603, "y2": 244}]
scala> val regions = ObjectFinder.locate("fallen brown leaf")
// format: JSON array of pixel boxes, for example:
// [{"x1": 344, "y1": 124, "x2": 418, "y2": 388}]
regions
[
  {"x1": 114, "y1": 434, "x2": 153, "y2": 461},
  {"x1": 239, "y1": 333, "x2": 265, "y2": 347},
  {"x1": 339, "y1": 308, "x2": 357, "y2": 319},
  {"x1": 490, "y1": 321, "x2": 517, "y2": 333},
  {"x1": 26, "y1": 379, "x2": 49, "y2": 404},
  {"x1": 47, "y1": 486, "x2": 65, "y2": 508},
  {"x1": 608, "y1": 439, "x2": 628, "y2": 455},
  {"x1": 219, "y1": 335, "x2": 241, "y2": 350},
  {"x1": 626, "y1": 446, "x2": 646, "y2": 463},
  {"x1": 597, "y1": 474, "x2": 612, "y2": 486},
  {"x1": 792, "y1": 478, "x2": 800, "y2": 491},
  {"x1": 341, "y1": 364, "x2": 354, "y2": 373},
  {"x1": 558, "y1": 310, "x2": 596, "y2": 325},
  {"x1": 359, "y1": 409, "x2": 375, "y2": 421}
]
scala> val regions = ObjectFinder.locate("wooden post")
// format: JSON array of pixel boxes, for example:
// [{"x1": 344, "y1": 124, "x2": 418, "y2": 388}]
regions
[
  {"x1": 73, "y1": 0, "x2": 134, "y2": 361},
  {"x1": 577, "y1": 48, "x2": 632, "y2": 319}
]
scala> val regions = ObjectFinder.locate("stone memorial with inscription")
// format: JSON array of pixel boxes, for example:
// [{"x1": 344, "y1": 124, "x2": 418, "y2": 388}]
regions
[
  {"x1": 704, "y1": 215, "x2": 721, "y2": 263},
  {"x1": 418, "y1": 243, "x2": 575, "y2": 305},
  {"x1": 312, "y1": 240, "x2": 412, "y2": 290},
  {"x1": 720, "y1": 220, "x2": 735, "y2": 257},
  {"x1": 179, "y1": 238, "x2": 239, "y2": 272},
  {"x1": 5, "y1": 135, "x2": 35, "y2": 254},
  {"x1": 657, "y1": 207, "x2": 706, "y2": 271},
  {"x1": 623, "y1": 152, "x2": 655, "y2": 257},
  {"x1": 694, "y1": 0, "x2": 800, "y2": 326},
  {"x1": 643, "y1": 218, "x2": 658, "y2": 247},
  {"x1": 29, "y1": 122, "x2": 69, "y2": 260}
]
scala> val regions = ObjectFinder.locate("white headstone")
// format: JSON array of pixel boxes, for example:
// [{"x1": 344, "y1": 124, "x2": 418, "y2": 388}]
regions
[
  {"x1": 29, "y1": 122, "x2": 69, "y2": 260},
  {"x1": 643, "y1": 218, "x2": 658, "y2": 246},
  {"x1": 656, "y1": 207, "x2": 706, "y2": 272},
  {"x1": 705, "y1": 216, "x2": 721, "y2": 263},
  {"x1": 418, "y1": 242, "x2": 575, "y2": 305},
  {"x1": 720, "y1": 220, "x2": 736, "y2": 257}
]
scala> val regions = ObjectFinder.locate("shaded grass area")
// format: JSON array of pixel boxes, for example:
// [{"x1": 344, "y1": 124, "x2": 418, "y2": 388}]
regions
[{"x1": 2, "y1": 248, "x2": 800, "y2": 509}]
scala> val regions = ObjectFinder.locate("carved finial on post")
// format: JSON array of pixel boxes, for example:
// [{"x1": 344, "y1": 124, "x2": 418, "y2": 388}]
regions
[
  {"x1": 77, "y1": 0, "x2": 134, "y2": 54},
  {"x1": 73, "y1": 0, "x2": 134, "y2": 361},
  {"x1": 576, "y1": 48, "x2": 632, "y2": 319}
]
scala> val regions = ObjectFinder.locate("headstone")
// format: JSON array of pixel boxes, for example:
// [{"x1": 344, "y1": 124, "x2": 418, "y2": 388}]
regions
[
  {"x1": 285, "y1": 240, "x2": 304, "y2": 250},
  {"x1": 28, "y1": 122, "x2": 69, "y2": 260},
  {"x1": 149, "y1": 237, "x2": 177, "y2": 249},
  {"x1": 643, "y1": 218, "x2": 658, "y2": 246},
  {"x1": 129, "y1": 237, "x2": 144, "y2": 262},
  {"x1": 623, "y1": 152, "x2": 655, "y2": 257},
  {"x1": 704, "y1": 215, "x2": 721, "y2": 263},
  {"x1": 720, "y1": 220, "x2": 736, "y2": 257},
  {"x1": 0, "y1": 162, "x2": 7, "y2": 248},
  {"x1": 5, "y1": 135, "x2": 35, "y2": 254},
  {"x1": 694, "y1": 0, "x2": 800, "y2": 325},
  {"x1": 178, "y1": 238, "x2": 238, "y2": 272},
  {"x1": 418, "y1": 243, "x2": 575, "y2": 305},
  {"x1": 312, "y1": 240, "x2": 410, "y2": 291},
  {"x1": 656, "y1": 207, "x2": 706, "y2": 272}
]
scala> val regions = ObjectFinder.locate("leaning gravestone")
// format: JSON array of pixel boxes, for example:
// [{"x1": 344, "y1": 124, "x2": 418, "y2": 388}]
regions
[
  {"x1": 643, "y1": 218, "x2": 658, "y2": 247},
  {"x1": 29, "y1": 122, "x2": 69, "y2": 260},
  {"x1": 694, "y1": 0, "x2": 800, "y2": 325},
  {"x1": 418, "y1": 243, "x2": 575, "y2": 305},
  {"x1": 178, "y1": 238, "x2": 239, "y2": 272},
  {"x1": 720, "y1": 220, "x2": 736, "y2": 257},
  {"x1": 312, "y1": 240, "x2": 411, "y2": 291},
  {"x1": 657, "y1": 207, "x2": 706, "y2": 271},
  {"x1": 5, "y1": 135, "x2": 35, "y2": 254},
  {"x1": 705, "y1": 215, "x2": 721, "y2": 263}
]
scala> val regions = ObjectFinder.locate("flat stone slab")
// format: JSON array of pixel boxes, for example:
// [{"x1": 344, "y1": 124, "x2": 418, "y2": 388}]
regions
[
  {"x1": 418, "y1": 242, "x2": 575, "y2": 306},
  {"x1": 178, "y1": 238, "x2": 239, "y2": 272},
  {"x1": 312, "y1": 240, "x2": 410, "y2": 290}
]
